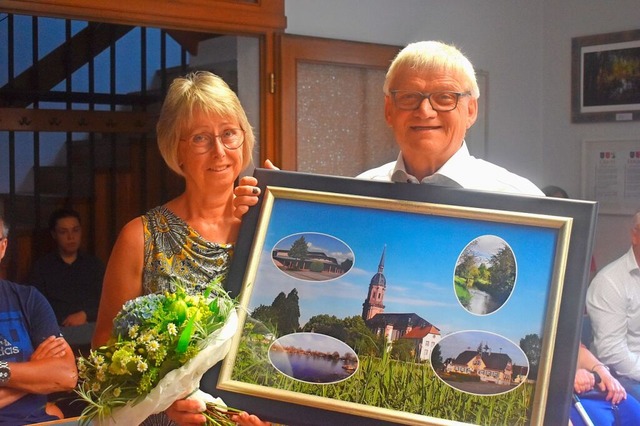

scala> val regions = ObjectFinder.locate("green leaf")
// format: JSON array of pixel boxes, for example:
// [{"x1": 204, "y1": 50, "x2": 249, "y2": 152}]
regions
[{"x1": 176, "y1": 313, "x2": 196, "y2": 354}]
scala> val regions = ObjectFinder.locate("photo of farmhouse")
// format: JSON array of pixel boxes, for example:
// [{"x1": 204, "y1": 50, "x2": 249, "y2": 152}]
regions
[
  {"x1": 271, "y1": 232, "x2": 354, "y2": 281},
  {"x1": 434, "y1": 330, "x2": 529, "y2": 395},
  {"x1": 454, "y1": 235, "x2": 517, "y2": 315}
]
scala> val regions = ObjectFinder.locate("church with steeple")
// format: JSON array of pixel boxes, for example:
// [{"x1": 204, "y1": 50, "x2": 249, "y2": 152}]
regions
[
  {"x1": 361, "y1": 245, "x2": 442, "y2": 361},
  {"x1": 361, "y1": 245, "x2": 387, "y2": 321}
]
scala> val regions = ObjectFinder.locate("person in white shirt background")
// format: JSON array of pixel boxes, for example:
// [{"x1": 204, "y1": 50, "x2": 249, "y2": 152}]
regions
[{"x1": 587, "y1": 210, "x2": 640, "y2": 401}]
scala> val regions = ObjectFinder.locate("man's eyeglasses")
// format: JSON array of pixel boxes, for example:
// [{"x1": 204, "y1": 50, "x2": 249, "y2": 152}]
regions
[
  {"x1": 181, "y1": 128, "x2": 245, "y2": 154},
  {"x1": 389, "y1": 90, "x2": 471, "y2": 112}
]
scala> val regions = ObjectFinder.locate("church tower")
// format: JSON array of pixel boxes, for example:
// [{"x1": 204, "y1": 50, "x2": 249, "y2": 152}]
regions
[{"x1": 362, "y1": 245, "x2": 387, "y2": 321}]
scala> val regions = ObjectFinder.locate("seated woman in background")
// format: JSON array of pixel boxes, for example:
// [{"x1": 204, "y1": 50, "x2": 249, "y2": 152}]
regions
[
  {"x1": 93, "y1": 71, "x2": 267, "y2": 426},
  {"x1": 571, "y1": 344, "x2": 640, "y2": 425}
]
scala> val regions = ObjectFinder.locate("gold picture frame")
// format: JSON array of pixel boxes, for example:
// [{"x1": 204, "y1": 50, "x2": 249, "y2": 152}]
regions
[{"x1": 203, "y1": 169, "x2": 598, "y2": 426}]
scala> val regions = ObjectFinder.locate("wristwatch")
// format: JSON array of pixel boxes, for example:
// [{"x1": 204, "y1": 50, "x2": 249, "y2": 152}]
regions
[{"x1": 0, "y1": 360, "x2": 10, "y2": 385}]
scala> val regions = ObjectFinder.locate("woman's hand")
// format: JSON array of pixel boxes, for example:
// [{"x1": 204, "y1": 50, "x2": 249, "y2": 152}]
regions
[
  {"x1": 233, "y1": 175, "x2": 261, "y2": 219},
  {"x1": 231, "y1": 411, "x2": 272, "y2": 426},
  {"x1": 574, "y1": 368, "x2": 595, "y2": 394},
  {"x1": 166, "y1": 395, "x2": 272, "y2": 426},
  {"x1": 165, "y1": 399, "x2": 207, "y2": 426},
  {"x1": 233, "y1": 160, "x2": 280, "y2": 219}
]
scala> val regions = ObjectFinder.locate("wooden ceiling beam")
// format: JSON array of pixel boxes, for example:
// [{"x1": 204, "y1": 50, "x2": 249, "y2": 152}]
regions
[{"x1": 0, "y1": 107, "x2": 156, "y2": 133}]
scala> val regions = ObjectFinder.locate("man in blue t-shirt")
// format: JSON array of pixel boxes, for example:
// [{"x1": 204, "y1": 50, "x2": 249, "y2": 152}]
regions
[{"x1": 0, "y1": 214, "x2": 78, "y2": 424}]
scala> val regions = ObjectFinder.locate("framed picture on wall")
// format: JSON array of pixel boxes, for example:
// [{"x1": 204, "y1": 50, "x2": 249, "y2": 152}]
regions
[
  {"x1": 203, "y1": 169, "x2": 598, "y2": 426},
  {"x1": 571, "y1": 29, "x2": 640, "y2": 123}
]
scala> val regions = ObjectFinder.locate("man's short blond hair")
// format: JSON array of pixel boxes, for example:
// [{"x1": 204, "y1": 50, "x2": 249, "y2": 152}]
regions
[{"x1": 384, "y1": 41, "x2": 480, "y2": 99}]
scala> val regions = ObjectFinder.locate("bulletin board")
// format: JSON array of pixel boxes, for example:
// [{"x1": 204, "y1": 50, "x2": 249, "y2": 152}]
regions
[{"x1": 581, "y1": 139, "x2": 640, "y2": 215}]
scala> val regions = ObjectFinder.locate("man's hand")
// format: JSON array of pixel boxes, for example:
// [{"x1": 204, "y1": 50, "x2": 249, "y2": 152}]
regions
[
  {"x1": 262, "y1": 159, "x2": 278, "y2": 170},
  {"x1": 62, "y1": 310, "x2": 87, "y2": 326},
  {"x1": 30, "y1": 336, "x2": 68, "y2": 360},
  {"x1": 0, "y1": 387, "x2": 27, "y2": 409},
  {"x1": 595, "y1": 366, "x2": 627, "y2": 404},
  {"x1": 8, "y1": 336, "x2": 76, "y2": 394}
]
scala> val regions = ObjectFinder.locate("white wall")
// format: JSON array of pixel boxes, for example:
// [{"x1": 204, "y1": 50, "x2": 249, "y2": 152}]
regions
[
  {"x1": 541, "y1": 0, "x2": 640, "y2": 267},
  {"x1": 285, "y1": 0, "x2": 640, "y2": 269}
]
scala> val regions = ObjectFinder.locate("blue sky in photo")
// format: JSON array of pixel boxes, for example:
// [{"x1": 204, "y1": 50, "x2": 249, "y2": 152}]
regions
[{"x1": 244, "y1": 196, "x2": 560, "y2": 352}]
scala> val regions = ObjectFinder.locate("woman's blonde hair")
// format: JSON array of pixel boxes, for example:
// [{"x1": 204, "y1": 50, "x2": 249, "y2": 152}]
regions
[
  {"x1": 156, "y1": 71, "x2": 255, "y2": 175},
  {"x1": 384, "y1": 41, "x2": 480, "y2": 99}
]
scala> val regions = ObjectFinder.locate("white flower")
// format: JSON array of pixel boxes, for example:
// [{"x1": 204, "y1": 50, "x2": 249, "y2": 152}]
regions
[
  {"x1": 167, "y1": 323, "x2": 178, "y2": 336},
  {"x1": 146, "y1": 340, "x2": 160, "y2": 353},
  {"x1": 128, "y1": 325, "x2": 139, "y2": 339},
  {"x1": 137, "y1": 359, "x2": 148, "y2": 373},
  {"x1": 90, "y1": 353, "x2": 105, "y2": 366}
]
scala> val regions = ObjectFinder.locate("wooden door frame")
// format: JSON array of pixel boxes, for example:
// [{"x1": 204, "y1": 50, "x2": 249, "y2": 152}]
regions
[{"x1": 277, "y1": 34, "x2": 401, "y2": 170}]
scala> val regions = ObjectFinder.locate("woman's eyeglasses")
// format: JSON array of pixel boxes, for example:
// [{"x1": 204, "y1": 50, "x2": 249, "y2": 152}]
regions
[{"x1": 181, "y1": 128, "x2": 245, "y2": 153}]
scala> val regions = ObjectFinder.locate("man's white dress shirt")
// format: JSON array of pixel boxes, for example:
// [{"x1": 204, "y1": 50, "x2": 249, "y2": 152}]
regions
[
  {"x1": 357, "y1": 142, "x2": 543, "y2": 196},
  {"x1": 587, "y1": 247, "x2": 640, "y2": 381}
]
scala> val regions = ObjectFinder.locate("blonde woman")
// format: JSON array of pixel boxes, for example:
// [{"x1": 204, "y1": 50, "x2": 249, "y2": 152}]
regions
[{"x1": 93, "y1": 71, "x2": 267, "y2": 426}]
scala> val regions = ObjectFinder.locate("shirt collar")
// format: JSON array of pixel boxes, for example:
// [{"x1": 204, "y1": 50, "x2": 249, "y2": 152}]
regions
[
  {"x1": 390, "y1": 142, "x2": 467, "y2": 188},
  {"x1": 626, "y1": 246, "x2": 640, "y2": 275}
]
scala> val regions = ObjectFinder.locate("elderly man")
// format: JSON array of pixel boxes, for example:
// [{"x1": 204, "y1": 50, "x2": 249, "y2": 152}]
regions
[
  {"x1": 587, "y1": 211, "x2": 640, "y2": 401},
  {"x1": 0, "y1": 214, "x2": 78, "y2": 424},
  {"x1": 357, "y1": 41, "x2": 543, "y2": 196}
]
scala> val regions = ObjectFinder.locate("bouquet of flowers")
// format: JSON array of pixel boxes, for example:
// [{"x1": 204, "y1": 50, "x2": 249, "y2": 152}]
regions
[{"x1": 76, "y1": 278, "x2": 239, "y2": 425}]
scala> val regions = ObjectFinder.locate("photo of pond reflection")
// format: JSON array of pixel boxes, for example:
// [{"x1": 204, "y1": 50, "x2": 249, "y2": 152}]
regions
[{"x1": 268, "y1": 332, "x2": 359, "y2": 384}]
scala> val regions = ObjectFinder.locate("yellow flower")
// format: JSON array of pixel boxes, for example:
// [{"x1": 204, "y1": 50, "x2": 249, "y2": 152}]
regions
[{"x1": 109, "y1": 349, "x2": 132, "y2": 375}]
